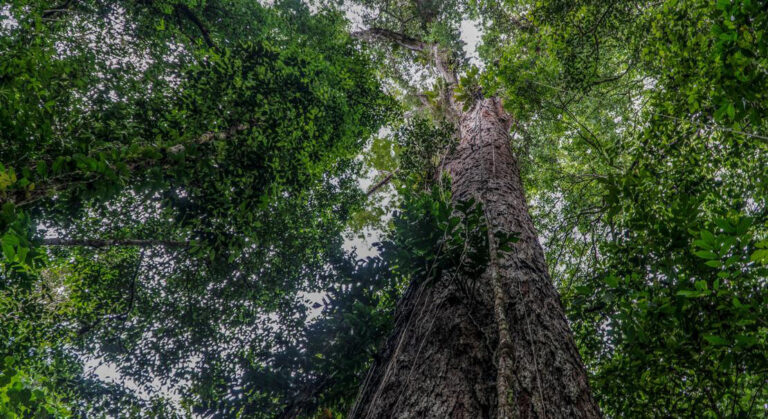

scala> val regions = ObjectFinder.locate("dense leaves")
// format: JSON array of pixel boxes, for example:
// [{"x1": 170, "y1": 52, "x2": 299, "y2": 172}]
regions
[{"x1": 1, "y1": 0, "x2": 391, "y2": 415}]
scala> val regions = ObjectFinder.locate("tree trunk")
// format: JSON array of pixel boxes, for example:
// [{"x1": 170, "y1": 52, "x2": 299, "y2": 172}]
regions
[{"x1": 350, "y1": 98, "x2": 600, "y2": 418}]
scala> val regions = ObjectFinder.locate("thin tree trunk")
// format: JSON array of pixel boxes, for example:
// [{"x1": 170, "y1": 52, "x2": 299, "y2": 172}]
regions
[{"x1": 350, "y1": 98, "x2": 600, "y2": 418}]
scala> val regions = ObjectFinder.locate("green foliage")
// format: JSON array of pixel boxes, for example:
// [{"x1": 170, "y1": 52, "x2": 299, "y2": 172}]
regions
[
  {"x1": 184, "y1": 245, "x2": 399, "y2": 417},
  {"x1": 383, "y1": 180, "x2": 518, "y2": 303},
  {"x1": 479, "y1": 0, "x2": 768, "y2": 414},
  {"x1": 393, "y1": 117, "x2": 456, "y2": 186},
  {"x1": 0, "y1": 0, "x2": 391, "y2": 415},
  {"x1": 350, "y1": 116, "x2": 454, "y2": 234},
  {"x1": 641, "y1": 0, "x2": 768, "y2": 127},
  {"x1": 566, "y1": 213, "x2": 768, "y2": 416},
  {"x1": 454, "y1": 65, "x2": 482, "y2": 111},
  {"x1": 387, "y1": 182, "x2": 490, "y2": 287},
  {"x1": 3, "y1": 0, "x2": 768, "y2": 415},
  {"x1": 0, "y1": 356, "x2": 70, "y2": 418}
]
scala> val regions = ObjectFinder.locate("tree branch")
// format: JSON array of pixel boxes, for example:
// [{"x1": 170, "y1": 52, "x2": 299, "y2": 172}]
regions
[
  {"x1": 7, "y1": 119, "x2": 255, "y2": 209},
  {"x1": 366, "y1": 172, "x2": 395, "y2": 196},
  {"x1": 351, "y1": 28, "x2": 428, "y2": 51},
  {"x1": 41, "y1": 238, "x2": 188, "y2": 248},
  {"x1": 78, "y1": 249, "x2": 145, "y2": 337},
  {"x1": 166, "y1": 119, "x2": 254, "y2": 154},
  {"x1": 432, "y1": 47, "x2": 457, "y2": 87},
  {"x1": 352, "y1": 27, "x2": 457, "y2": 98},
  {"x1": 175, "y1": 4, "x2": 217, "y2": 50},
  {"x1": 41, "y1": 0, "x2": 75, "y2": 20}
]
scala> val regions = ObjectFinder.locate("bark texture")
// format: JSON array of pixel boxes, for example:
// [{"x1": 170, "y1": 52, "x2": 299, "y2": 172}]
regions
[{"x1": 350, "y1": 98, "x2": 600, "y2": 418}]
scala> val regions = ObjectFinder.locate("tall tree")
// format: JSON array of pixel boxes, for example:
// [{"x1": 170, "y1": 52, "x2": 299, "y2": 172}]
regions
[{"x1": 346, "y1": 6, "x2": 599, "y2": 418}]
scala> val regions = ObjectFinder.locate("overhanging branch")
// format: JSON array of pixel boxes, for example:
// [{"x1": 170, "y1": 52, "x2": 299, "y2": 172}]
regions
[
  {"x1": 352, "y1": 28, "x2": 428, "y2": 52},
  {"x1": 7, "y1": 119, "x2": 256, "y2": 209},
  {"x1": 41, "y1": 0, "x2": 75, "y2": 20},
  {"x1": 175, "y1": 4, "x2": 217, "y2": 50},
  {"x1": 366, "y1": 172, "x2": 395, "y2": 196},
  {"x1": 166, "y1": 119, "x2": 254, "y2": 154},
  {"x1": 41, "y1": 238, "x2": 188, "y2": 248}
]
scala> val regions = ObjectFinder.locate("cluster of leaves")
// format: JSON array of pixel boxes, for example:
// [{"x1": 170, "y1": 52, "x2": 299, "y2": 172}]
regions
[
  {"x1": 349, "y1": 115, "x2": 455, "y2": 233},
  {"x1": 568, "y1": 212, "x2": 768, "y2": 416},
  {"x1": 384, "y1": 179, "x2": 519, "y2": 306},
  {"x1": 0, "y1": 356, "x2": 69, "y2": 418},
  {"x1": 641, "y1": 0, "x2": 768, "y2": 127},
  {"x1": 563, "y1": 116, "x2": 768, "y2": 415},
  {"x1": 385, "y1": 182, "x2": 491, "y2": 291},
  {"x1": 453, "y1": 65, "x2": 482, "y2": 111},
  {"x1": 1, "y1": 0, "x2": 391, "y2": 261},
  {"x1": 393, "y1": 117, "x2": 456, "y2": 185}
]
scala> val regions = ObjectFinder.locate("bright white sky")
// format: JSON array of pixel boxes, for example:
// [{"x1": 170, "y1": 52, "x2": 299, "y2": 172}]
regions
[{"x1": 461, "y1": 18, "x2": 483, "y2": 64}]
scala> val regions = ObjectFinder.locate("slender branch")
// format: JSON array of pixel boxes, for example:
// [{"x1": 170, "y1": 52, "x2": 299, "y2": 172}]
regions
[
  {"x1": 78, "y1": 249, "x2": 145, "y2": 337},
  {"x1": 41, "y1": 0, "x2": 75, "y2": 20},
  {"x1": 703, "y1": 385, "x2": 724, "y2": 419},
  {"x1": 366, "y1": 172, "x2": 395, "y2": 196},
  {"x1": 41, "y1": 238, "x2": 188, "y2": 248},
  {"x1": 175, "y1": 4, "x2": 217, "y2": 50},
  {"x1": 746, "y1": 376, "x2": 767, "y2": 417},
  {"x1": 166, "y1": 119, "x2": 255, "y2": 154},
  {"x1": 121, "y1": 248, "x2": 145, "y2": 319},
  {"x1": 351, "y1": 28, "x2": 428, "y2": 51},
  {"x1": 509, "y1": 15, "x2": 535, "y2": 31}
]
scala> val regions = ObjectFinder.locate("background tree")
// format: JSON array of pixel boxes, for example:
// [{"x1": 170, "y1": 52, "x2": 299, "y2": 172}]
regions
[{"x1": 1, "y1": 0, "x2": 390, "y2": 416}]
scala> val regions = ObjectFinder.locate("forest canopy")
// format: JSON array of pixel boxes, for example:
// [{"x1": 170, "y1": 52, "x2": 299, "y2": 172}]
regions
[{"x1": 1, "y1": 0, "x2": 767, "y2": 417}]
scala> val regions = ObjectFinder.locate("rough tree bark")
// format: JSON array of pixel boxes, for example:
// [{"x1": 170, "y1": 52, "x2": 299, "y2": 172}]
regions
[{"x1": 350, "y1": 96, "x2": 600, "y2": 418}]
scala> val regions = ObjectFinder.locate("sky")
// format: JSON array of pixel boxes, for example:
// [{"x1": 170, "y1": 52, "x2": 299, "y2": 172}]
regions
[{"x1": 461, "y1": 18, "x2": 483, "y2": 64}]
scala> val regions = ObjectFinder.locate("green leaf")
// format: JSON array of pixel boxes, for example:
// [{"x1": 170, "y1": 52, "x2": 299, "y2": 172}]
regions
[
  {"x1": 734, "y1": 335, "x2": 758, "y2": 348},
  {"x1": 750, "y1": 249, "x2": 768, "y2": 263},
  {"x1": 694, "y1": 250, "x2": 718, "y2": 260},
  {"x1": 714, "y1": 218, "x2": 735, "y2": 233},
  {"x1": 703, "y1": 334, "x2": 728, "y2": 346},
  {"x1": 735, "y1": 217, "x2": 751, "y2": 234},
  {"x1": 700, "y1": 230, "x2": 715, "y2": 244}
]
